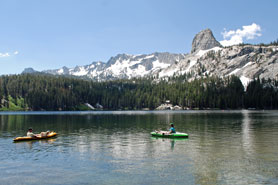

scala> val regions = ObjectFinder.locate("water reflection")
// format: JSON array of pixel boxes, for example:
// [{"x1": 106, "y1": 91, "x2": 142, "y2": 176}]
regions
[
  {"x1": 0, "y1": 111, "x2": 278, "y2": 185},
  {"x1": 151, "y1": 137, "x2": 188, "y2": 150},
  {"x1": 242, "y1": 110, "x2": 254, "y2": 155},
  {"x1": 14, "y1": 138, "x2": 57, "y2": 149}
]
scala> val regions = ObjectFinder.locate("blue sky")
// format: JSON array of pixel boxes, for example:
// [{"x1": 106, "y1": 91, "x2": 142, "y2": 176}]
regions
[{"x1": 0, "y1": 0, "x2": 277, "y2": 75}]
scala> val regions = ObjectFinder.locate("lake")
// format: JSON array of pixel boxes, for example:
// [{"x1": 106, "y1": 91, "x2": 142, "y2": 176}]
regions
[{"x1": 0, "y1": 110, "x2": 278, "y2": 185}]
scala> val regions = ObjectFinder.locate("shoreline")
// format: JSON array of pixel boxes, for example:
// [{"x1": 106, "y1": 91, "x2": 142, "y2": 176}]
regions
[{"x1": 0, "y1": 109, "x2": 272, "y2": 115}]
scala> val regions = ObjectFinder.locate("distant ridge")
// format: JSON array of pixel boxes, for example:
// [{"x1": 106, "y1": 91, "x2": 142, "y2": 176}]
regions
[{"x1": 22, "y1": 29, "x2": 278, "y2": 86}]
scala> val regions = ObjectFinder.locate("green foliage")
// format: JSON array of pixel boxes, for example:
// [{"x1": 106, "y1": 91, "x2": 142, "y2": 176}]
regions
[
  {"x1": 0, "y1": 73, "x2": 278, "y2": 111},
  {"x1": 76, "y1": 104, "x2": 92, "y2": 111},
  {"x1": 0, "y1": 95, "x2": 27, "y2": 111},
  {"x1": 244, "y1": 78, "x2": 278, "y2": 109},
  {"x1": 270, "y1": 39, "x2": 278, "y2": 46},
  {"x1": 239, "y1": 39, "x2": 278, "y2": 47}
]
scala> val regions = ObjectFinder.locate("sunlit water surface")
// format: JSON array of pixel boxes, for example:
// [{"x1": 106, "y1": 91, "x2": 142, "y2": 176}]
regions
[{"x1": 0, "y1": 110, "x2": 278, "y2": 185}]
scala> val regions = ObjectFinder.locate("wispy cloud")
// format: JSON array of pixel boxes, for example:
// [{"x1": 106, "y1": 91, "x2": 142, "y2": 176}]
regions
[
  {"x1": 0, "y1": 53, "x2": 10, "y2": 57},
  {"x1": 220, "y1": 23, "x2": 262, "y2": 46},
  {"x1": 0, "y1": 51, "x2": 19, "y2": 58}
]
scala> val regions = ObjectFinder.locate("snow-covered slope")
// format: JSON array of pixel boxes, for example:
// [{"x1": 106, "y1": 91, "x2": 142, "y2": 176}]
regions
[
  {"x1": 44, "y1": 61, "x2": 106, "y2": 80},
  {"x1": 22, "y1": 29, "x2": 278, "y2": 86},
  {"x1": 157, "y1": 45, "x2": 278, "y2": 87},
  {"x1": 42, "y1": 53, "x2": 186, "y2": 81}
]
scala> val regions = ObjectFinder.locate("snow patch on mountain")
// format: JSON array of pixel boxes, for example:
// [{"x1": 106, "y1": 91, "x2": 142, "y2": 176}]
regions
[
  {"x1": 229, "y1": 62, "x2": 253, "y2": 75},
  {"x1": 58, "y1": 68, "x2": 64, "y2": 74},
  {"x1": 71, "y1": 67, "x2": 88, "y2": 76},
  {"x1": 89, "y1": 64, "x2": 95, "y2": 69},
  {"x1": 240, "y1": 76, "x2": 252, "y2": 88},
  {"x1": 144, "y1": 54, "x2": 155, "y2": 59},
  {"x1": 153, "y1": 60, "x2": 171, "y2": 69},
  {"x1": 185, "y1": 60, "x2": 197, "y2": 73},
  {"x1": 196, "y1": 47, "x2": 222, "y2": 57}
]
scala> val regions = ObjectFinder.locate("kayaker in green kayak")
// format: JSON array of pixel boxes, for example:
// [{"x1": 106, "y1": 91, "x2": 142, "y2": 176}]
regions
[
  {"x1": 169, "y1": 123, "x2": 176, "y2": 134},
  {"x1": 151, "y1": 123, "x2": 188, "y2": 138}
]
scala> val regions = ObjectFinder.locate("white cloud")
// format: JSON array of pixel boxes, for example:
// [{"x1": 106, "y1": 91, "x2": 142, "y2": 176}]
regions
[
  {"x1": 0, "y1": 51, "x2": 19, "y2": 58},
  {"x1": 0, "y1": 53, "x2": 10, "y2": 57},
  {"x1": 220, "y1": 23, "x2": 262, "y2": 46}
]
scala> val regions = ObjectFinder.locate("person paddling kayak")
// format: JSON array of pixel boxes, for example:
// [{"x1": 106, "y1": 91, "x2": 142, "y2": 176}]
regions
[
  {"x1": 27, "y1": 128, "x2": 38, "y2": 138},
  {"x1": 151, "y1": 123, "x2": 188, "y2": 138},
  {"x1": 169, "y1": 123, "x2": 176, "y2": 134},
  {"x1": 27, "y1": 128, "x2": 50, "y2": 138},
  {"x1": 14, "y1": 131, "x2": 57, "y2": 141}
]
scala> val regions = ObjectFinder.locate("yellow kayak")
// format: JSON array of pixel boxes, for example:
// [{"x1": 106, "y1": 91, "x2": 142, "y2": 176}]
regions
[{"x1": 13, "y1": 131, "x2": 57, "y2": 142}]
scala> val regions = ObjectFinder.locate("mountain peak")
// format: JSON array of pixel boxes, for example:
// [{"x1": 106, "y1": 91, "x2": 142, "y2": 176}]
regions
[
  {"x1": 22, "y1": 67, "x2": 38, "y2": 74},
  {"x1": 191, "y1": 28, "x2": 222, "y2": 53}
]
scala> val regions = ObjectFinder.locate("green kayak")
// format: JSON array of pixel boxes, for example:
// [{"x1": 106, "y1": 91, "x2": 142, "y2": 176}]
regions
[{"x1": 151, "y1": 131, "x2": 188, "y2": 138}]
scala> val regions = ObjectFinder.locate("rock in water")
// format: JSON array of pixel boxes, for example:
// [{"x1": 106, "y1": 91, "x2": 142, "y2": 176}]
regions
[{"x1": 191, "y1": 29, "x2": 222, "y2": 53}]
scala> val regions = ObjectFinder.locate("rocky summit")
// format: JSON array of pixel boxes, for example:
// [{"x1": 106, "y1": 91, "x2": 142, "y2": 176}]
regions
[
  {"x1": 22, "y1": 29, "x2": 278, "y2": 86},
  {"x1": 22, "y1": 67, "x2": 38, "y2": 74},
  {"x1": 191, "y1": 29, "x2": 222, "y2": 53}
]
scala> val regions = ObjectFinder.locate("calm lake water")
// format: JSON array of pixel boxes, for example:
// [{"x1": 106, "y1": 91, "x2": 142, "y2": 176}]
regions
[{"x1": 0, "y1": 110, "x2": 278, "y2": 185}]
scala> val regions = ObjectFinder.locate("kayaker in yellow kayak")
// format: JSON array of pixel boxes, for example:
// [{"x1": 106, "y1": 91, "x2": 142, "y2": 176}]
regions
[
  {"x1": 27, "y1": 128, "x2": 50, "y2": 138},
  {"x1": 27, "y1": 128, "x2": 38, "y2": 138}
]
